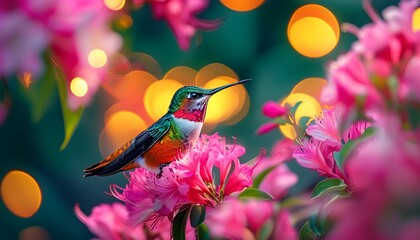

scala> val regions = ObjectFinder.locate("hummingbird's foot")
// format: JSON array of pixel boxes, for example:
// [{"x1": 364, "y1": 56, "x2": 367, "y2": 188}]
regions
[{"x1": 156, "y1": 162, "x2": 171, "y2": 178}]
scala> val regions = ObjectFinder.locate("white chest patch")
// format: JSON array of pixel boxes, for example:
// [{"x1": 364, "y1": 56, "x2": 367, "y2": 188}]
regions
[{"x1": 173, "y1": 117, "x2": 203, "y2": 144}]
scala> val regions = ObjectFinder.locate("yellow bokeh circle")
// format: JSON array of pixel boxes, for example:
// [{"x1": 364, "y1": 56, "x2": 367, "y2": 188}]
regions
[
  {"x1": 1, "y1": 170, "x2": 42, "y2": 218},
  {"x1": 70, "y1": 77, "x2": 88, "y2": 97},
  {"x1": 413, "y1": 8, "x2": 420, "y2": 32},
  {"x1": 288, "y1": 4, "x2": 339, "y2": 58},
  {"x1": 279, "y1": 93, "x2": 322, "y2": 140},
  {"x1": 104, "y1": 0, "x2": 125, "y2": 10},
  {"x1": 102, "y1": 111, "x2": 147, "y2": 155},
  {"x1": 291, "y1": 77, "x2": 327, "y2": 102},
  {"x1": 144, "y1": 79, "x2": 184, "y2": 121},
  {"x1": 220, "y1": 0, "x2": 265, "y2": 12},
  {"x1": 203, "y1": 77, "x2": 242, "y2": 124},
  {"x1": 88, "y1": 49, "x2": 108, "y2": 68}
]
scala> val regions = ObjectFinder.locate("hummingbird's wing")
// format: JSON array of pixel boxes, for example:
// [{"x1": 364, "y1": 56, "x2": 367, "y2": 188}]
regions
[{"x1": 83, "y1": 114, "x2": 172, "y2": 177}]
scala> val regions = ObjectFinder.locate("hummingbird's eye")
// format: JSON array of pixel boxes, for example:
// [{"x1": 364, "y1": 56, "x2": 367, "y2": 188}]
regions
[{"x1": 187, "y1": 92, "x2": 201, "y2": 99}]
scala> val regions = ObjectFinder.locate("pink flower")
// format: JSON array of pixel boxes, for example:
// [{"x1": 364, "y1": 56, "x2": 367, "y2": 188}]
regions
[
  {"x1": 293, "y1": 107, "x2": 371, "y2": 180},
  {"x1": 75, "y1": 203, "x2": 145, "y2": 240},
  {"x1": 307, "y1": 108, "x2": 342, "y2": 150},
  {"x1": 262, "y1": 101, "x2": 287, "y2": 118},
  {"x1": 112, "y1": 133, "x2": 263, "y2": 225},
  {"x1": 205, "y1": 199, "x2": 274, "y2": 239},
  {"x1": 327, "y1": 115, "x2": 420, "y2": 239},
  {"x1": 75, "y1": 202, "x2": 190, "y2": 240},
  {"x1": 48, "y1": 0, "x2": 122, "y2": 109},
  {"x1": 271, "y1": 210, "x2": 297, "y2": 240},
  {"x1": 253, "y1": 139, "x2": 298, "y2": 200},
  {"x1": 244, "y1": 200, "x2": 274, "y2": 233},
  {"x1": 256, "y1": 122, "x2": 279, "y2": 135},
  {"x1": 0, "y1": 0, "x2": 122, "y2": 108},
  {"x1": 136, "y1": 0, "x2": 220, "y2": 50},
  {"x1": 293, "y1": 137, "x2": 342, "y2": 179},
  {"x1": 0, "y1": 8, "x2": 50, "y2": 76},
  {"x1": 322, "y1": 0, "x2": 420, "y2": 116},
  {"x1": 205, "y1": 199, "x2": 248, "y2": 239}
]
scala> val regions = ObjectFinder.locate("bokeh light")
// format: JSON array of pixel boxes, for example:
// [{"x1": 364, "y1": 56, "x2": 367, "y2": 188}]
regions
[
  {"x1": 1, "y1": 170, "x2": 42, "y2": 218},
  {"x1": 104, "y1": 0, "x2": 125, "y2": 10},
  {"x1": 144, "y1": 79, "x2": 184, "y2": 121},
  {"x1": 100, "y1": 110, "x2": 147, "y2": 156},
  {"x1": 195, "y1": 63, "x2": 238, "y2": 86},
  {"x1": 116, "y1": 14, "x2": 133, "y2": 29},
  {"x1": 291, "y1": 77, "x2": 327, "y2": 103},
  {"x1": 279, "y1": 93, "x2": 322, "y2": 140},
  {"x1": 220, "y1": 0, "x2": 265, "y2": 12},
  {"x1": 413, "y1": 8, "x2": 420, "y2": 31},
  {"x1": 164, "y1": 66, "x2": 197, "y2": 86},
  {"x1": 70, "y1": 77, "x2": 88, "y2": 97},
  {"x1": 88, "y1": 49, "x2": 108, "y2": 68},
  {"x1": 114, "y1": 70, "x2": 156, "y2": 102},
  {"x1": 204, "y1": 77, "x2": 242, "y2": 124},
  {"x1": 19, "y1": 226, "x2": 50, "y2": 240},
  {"x1": 288, "y1": 4, "x2": 339, "y2": 58}
]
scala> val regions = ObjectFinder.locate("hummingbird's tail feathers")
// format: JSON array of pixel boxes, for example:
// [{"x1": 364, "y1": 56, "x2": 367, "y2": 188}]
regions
[
  {"x1": 83, "y1": 128, "x2": 165, "y2": 177},
  {"x1": 83, "y1": 138, "x2": 138, "y2": 177}
]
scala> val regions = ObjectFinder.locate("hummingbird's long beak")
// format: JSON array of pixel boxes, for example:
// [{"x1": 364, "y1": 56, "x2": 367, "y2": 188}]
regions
[{"x1": 206, "y1": 79, "x2": 251, "y2": 95}]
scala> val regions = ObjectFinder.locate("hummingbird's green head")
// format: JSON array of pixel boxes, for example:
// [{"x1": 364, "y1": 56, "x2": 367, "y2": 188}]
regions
[{"x1": 168, "y1": 79, "x2": 250, "y2": 118}]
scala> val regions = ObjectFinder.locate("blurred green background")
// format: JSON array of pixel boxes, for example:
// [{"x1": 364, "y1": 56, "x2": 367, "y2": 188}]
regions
[{"x1": 0, "y1": 0, "x2": 398, "y2": 239}]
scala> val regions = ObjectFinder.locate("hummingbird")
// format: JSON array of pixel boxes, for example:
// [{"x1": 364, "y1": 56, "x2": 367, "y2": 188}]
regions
[{"x1": 83, "y1": 79, "x2": 250, "y2": 177}]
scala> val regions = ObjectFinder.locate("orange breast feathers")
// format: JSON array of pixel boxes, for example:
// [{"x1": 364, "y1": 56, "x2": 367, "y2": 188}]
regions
[{"x1": 142, "y1": 133, "x2": 187, "y2": 170}]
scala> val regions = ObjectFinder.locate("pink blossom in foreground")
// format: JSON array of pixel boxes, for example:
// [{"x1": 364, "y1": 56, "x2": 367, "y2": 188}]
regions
[
  {"x1": 253, "y1": 139, "x2": 298, "y2": 200},
  {"x1": 271, "y1": 210, "x2": 298, "y2": 240},
  {"x1": 112, "y1": 133, "x2": 263, "y2": 226},
  {"x1": 322, "y1": 0, "x2": 420, "y2": 116},
  {"x1": 327, "y1": 117, "x2": 420, "y2": 240},
  {"x1": 205, "y1": 199, "x2": 249, "y2": 239},
  {"x1": 75, "y1": 202, "x2": 194, "y2": 240},
  {"x1": 135, "y1": 0, "x2": 220, "y2": 50},
  {"x1": 75, "y1": 203, "x2": 146, "y2": 240},
  {"x1": 206, "y1": 199, "x2": 296, "y2": 239}
]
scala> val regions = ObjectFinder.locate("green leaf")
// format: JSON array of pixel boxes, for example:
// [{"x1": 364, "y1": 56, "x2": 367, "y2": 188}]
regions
[
  {"x1": 274, "y1": 117, "x2": 288, "y2": 125},
  {"x1": 19, "y1": 65, "x2": 56, "y2": 121},
  {"x1": 298, "y1": 116, "x2": 312, "y2": 129},
  {"x1": 56, "y1": 70, "x2": 84, "y2": 150},
  {"x1": 334, "y1": 127, "x2": 375, "y2": 170},
  {"x1": 197, "y1": 224, "x2": 211, "y2": 240},
  {"x1": 252, "y1": 165, "x2": 276, "y2": 188},
  {"x1": 238, "y1": 187, "x2": 273, "y2": 200},
  {"x1": 311, "y1": 178, "x2": 347, "y2": 199},
  {"x1": 172, "y1": 207, "x2": 190, "y2": 240},
  {"x1": 258, "y1": 219, "x2": 274, "y2": 240},
  {"x1": 298, "y1": 221, "x2": 317, "y2": 240},
  {"x1": 190, "y1": 205, "x2": 206, "y2": 228},
  {"x1": 288, "y1": 101, "x2": 303, "y2": 117},
  {"x1": 309, "y1": 214, "x2": 332, "y2": 237}
]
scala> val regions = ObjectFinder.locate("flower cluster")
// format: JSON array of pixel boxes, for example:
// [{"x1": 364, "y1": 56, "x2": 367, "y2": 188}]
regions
[
  {"x1": 322, "y1": 0, "x2": 420, "y2": 123},
  {"x1": 281, "y1": 0, "x2": 420, "y2": 239},
  {"x1": 77, "y1": 133, "x2": 301, "y2": 239},
  {"x1": 111, "y1": 133, "x2": 263, "y2": 225}
]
